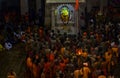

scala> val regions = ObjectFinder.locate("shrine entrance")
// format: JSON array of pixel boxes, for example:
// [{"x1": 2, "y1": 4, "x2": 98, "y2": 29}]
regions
[
  {"x1": 45, "y1": 0, "x2": 85, "y2": 35},
  {"x1": 54, "y1": 4, "x2": 76, "y2": 34}
]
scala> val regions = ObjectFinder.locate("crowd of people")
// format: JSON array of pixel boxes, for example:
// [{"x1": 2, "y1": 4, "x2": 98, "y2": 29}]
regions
[
  {"x1": 24, "y1": 21, "x2": 120, "y2": 78},
  {"x1": 0, "y1": 7, "x2": 120, "y2": 78},
  {"x1": 24, "y1": 8, "x2": 120, "y2": 78}
]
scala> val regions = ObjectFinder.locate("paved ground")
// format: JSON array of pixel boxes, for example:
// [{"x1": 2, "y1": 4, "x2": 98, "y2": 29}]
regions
[{"x1": 0, "y1": 43, "x2": 26, "y2": 78}]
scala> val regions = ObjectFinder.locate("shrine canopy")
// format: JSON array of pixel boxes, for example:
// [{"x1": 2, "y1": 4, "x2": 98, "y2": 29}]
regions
[{"x1": 46, "y1": 0, "x2": 85, "y2": 3}]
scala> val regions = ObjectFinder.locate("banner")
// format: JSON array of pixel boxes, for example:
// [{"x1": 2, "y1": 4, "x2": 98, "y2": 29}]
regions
[{"x1": 75, "y1": 0, "x2": 79, "y2": 11}]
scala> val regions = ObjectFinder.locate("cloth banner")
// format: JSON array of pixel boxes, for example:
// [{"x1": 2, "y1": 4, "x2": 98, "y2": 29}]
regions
[{"x1": 75, "y1": 0, "x2": 79, "y2": 11}]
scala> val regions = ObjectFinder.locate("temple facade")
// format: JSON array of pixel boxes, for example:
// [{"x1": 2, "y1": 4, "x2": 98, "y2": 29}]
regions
[
  {"x1": 0, "y1": 0, "x2": 109, "y2": 30},
  {"x1": 45, "y1": 0, "x2": 108, "y2": 34}
]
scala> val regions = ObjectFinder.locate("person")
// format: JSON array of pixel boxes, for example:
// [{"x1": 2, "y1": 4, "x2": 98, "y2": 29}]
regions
[
  {"x1": 80, "y1": 62, "x2": 91, "y2": 78},
  {"x1": 98, "y1": 71, "x2": 106, "y2": 78},
  {"x1": 41, "y1": 68, "x2": 45, "y2": 78},
  {"x1": 7, "y1": 69, "x2": 16, "y2": 78},
  {"x1": 74, "y1": 66, "x2": 82, "y2": 78}
]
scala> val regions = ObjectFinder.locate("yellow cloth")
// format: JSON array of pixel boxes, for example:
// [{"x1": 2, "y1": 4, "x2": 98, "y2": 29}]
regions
[
  {"x1": 80, "y1": 67, "x2": 91, "y2": 78},
  {"x1": 32, "y1": 64, "x2": 39, "y2": 78},
  {"x1": 98, "y1": 75, "x2": 106, "y2": 78},
  {"x1": 7, "y1": 72, "x2": 16, "y2": 78},
  {"x1": 0, "y1": 44, "x2": 4, "y2": 51},
  {"x1": 61, "y1": 47, "x2": 65, "y2": 55},
  {"x1": 7, "y1": 75, "x2": 16, "y2": 78},
  {"x1": 74, "y1": 70, "x2": 81, "y2": 78},
  {"x1": 105, "y1": 51, "x2": 112, "y2": 63},
  {"x1": 112, "y1": 47, "x2": 118, "y2": 57},
  {"x1": 82, "y1": 52, "x2": 88, "y2": 58},
  {"x1": 26, "y1": 57, "x2": 32, "y2": 68}
]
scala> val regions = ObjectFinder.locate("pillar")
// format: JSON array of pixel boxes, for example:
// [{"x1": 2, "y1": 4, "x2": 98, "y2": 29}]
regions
[
  {"x1": 51, "y1": 6, "x2": 55, "y2": 29},
  {"x1": 100, "y1": 0, "x2": 103, "y2": 11},
  {"x1": 20, "y1": 0, "x2": 29, "y2": 15},
  {"x1": 36, "y1": 0, "x2": 41, "y2": 13},
  {"x1": 86, "y1": 0, "x2": 92, "y2": 12},
  {"x1": 75, "y1": 10, "x2": 79, "y2": 34}
]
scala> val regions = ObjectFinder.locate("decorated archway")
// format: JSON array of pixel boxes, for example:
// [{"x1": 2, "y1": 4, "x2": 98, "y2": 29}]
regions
[
  {"x1": 55, "y1": 4, "x2": 75, "y2": 25},
  {"x1": 53, "y1": 4, "x2": 77, "y2": 34},
  {"x1": 45, "y1": 0, "x2": 85, "y2": 34}
]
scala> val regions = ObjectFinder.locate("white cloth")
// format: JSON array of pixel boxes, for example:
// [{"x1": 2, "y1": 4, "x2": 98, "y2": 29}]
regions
[
  {"x1": 111, "y1": 42, "x2": 115, "y2": 47},
  {"x1": 5, "y1": 42, "x2": 12, "y2": 50}
]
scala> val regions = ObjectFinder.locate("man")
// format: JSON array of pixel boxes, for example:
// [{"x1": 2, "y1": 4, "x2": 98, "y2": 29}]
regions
[
  {"x1": 74, "y1": 66, "x2": 82, "y2": 78},
  {"x1": 98, "y1": 71, "x2": 106, "y2": 78},
  {"x1": 80, "y1": 63, "x2": 91, "y2": 78}
]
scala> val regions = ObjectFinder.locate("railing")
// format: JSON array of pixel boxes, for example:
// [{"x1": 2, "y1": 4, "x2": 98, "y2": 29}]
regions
[{"x1": 46, "y1": 0, "x2": 85, "y2": 3}]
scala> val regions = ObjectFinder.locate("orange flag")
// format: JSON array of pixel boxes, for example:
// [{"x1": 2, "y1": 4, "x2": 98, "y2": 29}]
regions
[{"x1": 75, "y1": 0, "x2": 79, "y2": 11}]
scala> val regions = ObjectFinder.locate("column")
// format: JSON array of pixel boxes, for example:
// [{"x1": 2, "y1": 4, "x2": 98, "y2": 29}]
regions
[
  {"x1": 100, "y1": 0, "x2": 103, "y2": 11},
  {"x1": 51, "y1": 6, "x2": 55, "y2": 29},
  {"x1": 86, "y1": 0, "x2": 92, "y2": 12},
  {"x1": 36, "y1": 0, "x2": 41, "y2": 13},
  {"x1": 20, "y1": 0, "x2": 29, "y2": 15},
  {"x1": 75, "y1": 10, "x2": 79, "y2": 34}
]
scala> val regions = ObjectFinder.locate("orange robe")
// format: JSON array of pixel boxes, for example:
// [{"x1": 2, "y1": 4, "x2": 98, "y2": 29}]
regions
[{"x1": 26, "y1": 57, "x2": 32, "y2": 69}]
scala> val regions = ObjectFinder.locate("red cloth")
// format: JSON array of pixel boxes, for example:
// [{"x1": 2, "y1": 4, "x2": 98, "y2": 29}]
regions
[
  {"x1": 46, "y1": 53, "x2": 54, "y2": 62},
  {"x1": 50, "y1": 53, "x2": 54, "y2": 62},
  {"x1": 59, "y1": 63, "x2": 66, "y2": 72},
  {"x1": 44, "y1": 62, "x2": 51, "y2": 78},
  {"x1": 44, "y1": 62, "x2": 51, "y2": 73},
  {"x1": 75, "y1": 0, "x2": 79, "y2": 11}
]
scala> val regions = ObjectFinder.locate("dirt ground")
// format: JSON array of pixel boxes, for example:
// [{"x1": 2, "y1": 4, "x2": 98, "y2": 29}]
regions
[{"x1": 0, "y1": 43, "x2": 26, "y2": 78}]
